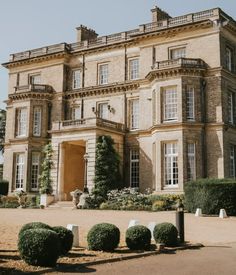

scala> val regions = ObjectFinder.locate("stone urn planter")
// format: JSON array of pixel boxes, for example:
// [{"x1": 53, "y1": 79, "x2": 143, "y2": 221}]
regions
[
  {"x1": 15, "y1": 190, "x2": 27, "y2": 208},
  {"x1": 40, "y1": 194, "x2": 54, "y2": 207},
  {"x1": 77, "y1": 191, "x2": 89, "y2": 209},
  {"x1": 70, "y1": 189, "x2": 83, "y2": 209}
]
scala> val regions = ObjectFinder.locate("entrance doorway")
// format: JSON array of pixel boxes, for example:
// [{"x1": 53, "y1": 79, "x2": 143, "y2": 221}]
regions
[{"x1": 63, "y1": 141, "x2": 86, "y2": 200}]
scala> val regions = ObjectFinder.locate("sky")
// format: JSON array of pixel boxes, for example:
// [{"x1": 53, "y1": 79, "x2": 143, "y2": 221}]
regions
[{"x1": 0, "y1": 0, "x2": 236, "y2": 109}]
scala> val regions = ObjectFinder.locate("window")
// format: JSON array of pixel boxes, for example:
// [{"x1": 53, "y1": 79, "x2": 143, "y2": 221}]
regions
[
  {"x1": 16, "y1": 108, "x2": 27, "y2": 137},
  {"x1": 226, "y1": 47, "x2": 233, "y2": 72},
  {"x1": 99, "y1": 64, "x2": 108, "y2": 85},
  {"x1": 186, "y1": 86, "x2": 195, "y2": 120},
  {"x1": 15, "y1": 153, "x2": 24, "y2": 190},
  {"x1": 30, "y1": 74, "x2": 41, "y2": 84},
  {"x1": 187, "y1": 143, "x2": 196, "y2": 181},
  {"x1": 71, "y1": 106, "x2": 81, "y2": 120},
  {"x1": 72, "y1": 70, "x2": 81, "y2": 89},
  {"x1": 163, "y1": 86, "x2": 178, "y2": 121},
  {"x1": 129, "y1": 59, "x2": 139, "y2": 80},
  {"x1": 230, "y1": 145, "x2": 236, "y2": 178},
  {"x1": 228, "y1": 92, "x2": 235, "y2": 124},
  {"x1": 33, "y1": 107, "x2": 42, "y2": 137},
  {"x1": 31, "y1": 152, "x2": 40, "y2": 191},
  {"x1": 130, "y1": 149, "x2": 139, "y2": 187},
  {"x1": 164, "y1": 143, "x2": 178, "y2": 186},
  {"x1": 130, "y1": 99, "x2": 139, "y2": 130},
  {"x1": 170, "y1": 47, "x2": 186, "y2": 59},
  {"x1": 98, "y1": 103, "x2": 108, "y2": 119}
]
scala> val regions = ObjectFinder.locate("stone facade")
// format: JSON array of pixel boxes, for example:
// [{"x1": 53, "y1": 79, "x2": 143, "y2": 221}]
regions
[{"x1": 2, "y1": 6, "x2": 236, "y2": 199}]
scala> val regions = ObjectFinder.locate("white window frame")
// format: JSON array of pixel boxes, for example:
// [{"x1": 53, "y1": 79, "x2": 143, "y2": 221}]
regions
[
  {"x1": 130, "y1": 99, "x2": 139, "y2": 130},
  {"x1": 16, "y1": 108, "x2": 27, "y2": 137},
  {"x1": 15, "y1": 153, "x2": 24, "y2": 190},
  {"x1": 129, "y1": 58, "x2": 139, "y2": 80},
  {"x1": 226, "y1": 47, "x2": 232, "y2": 72},
  {"x1": 29, "y1": 74, "x2": 41, "y2": 85},
  {"x1": 228, "y1": 92, "x2": 234, "y2": 124},
  {"x1": 186, "y1": 86, "x2": 195, "y2": 120},
  {"x1": 72, "y1": 70, "x2": 81, "y2": 89},
  {"x1": 33, "y1": 107, "x2": 42, "y2": 137},
  {"x1": 187, "y1": 143, "x2": 196, "y2": 181},
  {"x1": 163, "y1": 86, "x2": 178, "y2": 121},
  {"x1": 230, "y1": 145, "x2": 236, "y2": 178},
  {"x1": 71, "y1": 105, "x2": 82, "y2": 120},
  {"x1": 130, "y1": 149, "x2": 139, "y2": 188},
  {"x1": 164, "y1": 142, "x2": 178, "y2": 187},
  {"x1": 98, "y1": 102, "x2": 108, "y2": 119},
  {"x1": 170, "y1": 47, "x2": 186, "y2": 59},
  {"x1": 99, "y1": 64, "x2": 108, "y2": 85},
  {"x1": 31, "y1": 152, "x2": 40, "y2": 191}
]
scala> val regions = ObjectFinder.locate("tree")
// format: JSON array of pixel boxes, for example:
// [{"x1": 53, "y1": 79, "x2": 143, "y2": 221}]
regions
[
  {"x1": 39, "y1": 143, "x2": 53, "y2": 194},
  {"x1": 0, "y1": 109, "x2": 6, "y2": 153},
  {"x1": 93, "y1": 135, "x2": 121, "y2": 199}
]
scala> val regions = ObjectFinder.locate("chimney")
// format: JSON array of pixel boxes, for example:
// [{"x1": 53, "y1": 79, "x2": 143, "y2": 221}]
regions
[
  {"x1": 151, "y1": 5, "x2": 171, "y2": 22},
  {"x1": 76, "y1": 25, "x2": 98, "y2": 42}
]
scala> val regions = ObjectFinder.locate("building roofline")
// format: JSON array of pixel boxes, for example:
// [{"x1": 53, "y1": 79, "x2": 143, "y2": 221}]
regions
[{"x1": 2, "y1": 7, "x2": 234, "y2": 67}]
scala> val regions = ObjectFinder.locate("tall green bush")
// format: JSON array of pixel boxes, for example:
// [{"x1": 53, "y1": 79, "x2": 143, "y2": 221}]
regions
[
  {"x1": 93, "y1": 136, "x2": 121, "y2": 199},
  {"x1": 184, "y1": 178, "x2": 236, "y2": 216},
  {"x1": 39, "y1": 143, "x2": 53, "y2": 195}
]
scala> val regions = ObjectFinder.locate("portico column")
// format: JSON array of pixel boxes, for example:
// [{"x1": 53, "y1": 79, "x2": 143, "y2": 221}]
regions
[{"x1": 57, "y1": 142, "x2": 66, "y2": 201}]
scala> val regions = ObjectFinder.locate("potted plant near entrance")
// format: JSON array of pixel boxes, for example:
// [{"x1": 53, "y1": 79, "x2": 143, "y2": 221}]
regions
[{"x1": 39, "y1": 143, "x2": 54, "y2": 207}]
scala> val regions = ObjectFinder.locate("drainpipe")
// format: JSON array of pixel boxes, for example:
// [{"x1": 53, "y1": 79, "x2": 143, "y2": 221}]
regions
[{"x1": 201, "y1": 78, "x2": 207, "y2": 178}]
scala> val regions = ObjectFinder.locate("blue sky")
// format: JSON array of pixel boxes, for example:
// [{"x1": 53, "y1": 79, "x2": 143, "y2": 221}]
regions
[{"x1": 0, "y1": 0, "x2": 236, "y2": 109}]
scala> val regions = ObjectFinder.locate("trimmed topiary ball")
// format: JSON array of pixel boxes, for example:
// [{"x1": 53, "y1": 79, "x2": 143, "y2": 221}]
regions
[
  {"x1": 18, "y1": 222, "x2": 52, "y2": 238},
  {"x1": 52, "y1": 226, "x2": 73, "y2": 255},
  {"x1": 87, "y1": 223, "x2": 120, "y2": 251},
  {"x1": 18, "y1": 228, "x2": 60, "y2": 267},
  {"x1": 125, "y1": 225, "x2": 151, "y2": 250},
  {"x1": 153, "y1": 222, "x2": 178, "y2": 247}
]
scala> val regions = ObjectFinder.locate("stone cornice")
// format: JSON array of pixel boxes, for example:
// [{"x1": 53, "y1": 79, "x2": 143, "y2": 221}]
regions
[
  {"x1": 136, "y1": 122, "x2": 227, "y2": 136},
  {"x1": 8, "y1": 91, "x2": 54, "y2": 102},
  {"x1": 65, "y1": 81, "x2": 141, "y2": 99},
  {"x1": 146, "y1": 67, "x2": 206, "y2": 82},
  {"x1": 2, "y1": 52, "x2": 70, "y2": 69}
]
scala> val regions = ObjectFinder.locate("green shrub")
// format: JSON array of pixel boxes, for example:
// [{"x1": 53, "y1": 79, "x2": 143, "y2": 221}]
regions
[
  {"x1": 149, "y1": 194, "x2": 184, "y2": 210},
  {"x1": 19, "y1": 222, "x2": 52, "y2": 238},
  {"x1": 93, "y1": 135, "x2": 122, "y2": 200},
  {"x1": 184, "y1": 178, "x2": 236, "y2": 216},
  {"x1": 152, "y1": 200, "x2": 167, "y2": 211},
  {"x1": 87, "y1": 223, "x2": 120, "y2": 251},
  {"x1": 52, "y1": 226, "x2": 73, "y2": 255},
  {"x1": 125, "y1": 225, "x2": 151, "y2": 250},
  {"x1": 153, "y1": 223, "x2": 178, "y2": 247},
  {"x1": 0, "y1": 195, "x2": 19, "y2": 208},
  {"x1": 0, "y1": 180, "x2": 9, "y2": 195},
  {"x1": 18, "y1": 228, "x2": 60, "y2": 267}
]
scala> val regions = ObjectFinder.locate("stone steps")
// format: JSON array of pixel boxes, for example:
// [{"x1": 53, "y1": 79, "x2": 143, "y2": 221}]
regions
[{"x1": 48, "y1": 201, "x2": 74, "y2": 209}]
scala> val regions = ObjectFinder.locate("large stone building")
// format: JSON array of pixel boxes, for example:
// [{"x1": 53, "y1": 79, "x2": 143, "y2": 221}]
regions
[{"x1": 2, "y1": 6, "x2": 236, "y2": 200}]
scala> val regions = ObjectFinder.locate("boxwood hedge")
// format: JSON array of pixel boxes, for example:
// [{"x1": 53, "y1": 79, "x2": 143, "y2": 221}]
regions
[
  {"x1": 184, "y1": 178, "x2": 236, "y2": 216},
  {"x1": 18, "y1": 228, "x2": 60, "y2": 267}
]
